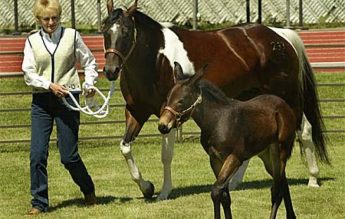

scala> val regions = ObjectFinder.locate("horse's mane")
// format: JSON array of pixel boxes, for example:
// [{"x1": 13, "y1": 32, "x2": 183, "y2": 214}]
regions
[
  {"x1": 101, "y1": 8, "x2": 162, "y2": 32},
  {"x1": 198, "y1": 80, "x2": 232, "y2": 105},
  {"x1": 133, "y1": 10, "x2": 163, "y2": 30}
]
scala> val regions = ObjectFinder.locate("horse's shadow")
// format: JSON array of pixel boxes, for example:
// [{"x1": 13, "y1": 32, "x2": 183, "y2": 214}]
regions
[
  {"x1": 48, "y1": 195, "x2": 131, "y2": 212},
  {"x1": 47, "y1": 177, "x2": 335, "y2": 210},
  {"x1": 167, "y1": 177, "x2": 335, "y2": 200}
]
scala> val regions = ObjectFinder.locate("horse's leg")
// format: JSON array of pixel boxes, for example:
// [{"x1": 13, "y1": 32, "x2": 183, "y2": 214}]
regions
[
  {"x1": 157, "y1": 129, "x2": 176, "y2": 200},
  {"x1": 297, "y1": 114, "x2": 320, "y2": 187},
  {"x1": 211, "y1": 154, "x2": 241, "y2": 219},
  {"x1": 121, "y1": 110, "x2": 154, "y2": 199},
  {"x1": 228, "y1": 159, "x2": 249, "y2": 191}
]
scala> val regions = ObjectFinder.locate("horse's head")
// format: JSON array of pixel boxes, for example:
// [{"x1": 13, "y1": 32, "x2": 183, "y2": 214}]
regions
[
  {"x1": 158, "y1": 62, "x2": 206, "y2": 134},
  {"x1": 102, "y1": 0, "x2": 138, "y2": 81}
]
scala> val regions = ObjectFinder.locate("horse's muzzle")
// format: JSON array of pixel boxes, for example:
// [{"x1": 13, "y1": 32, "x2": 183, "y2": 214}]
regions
[
  {"x1": 103, "y1": 66, "x2": 120, "y2": 81},
  {"x1": 158, "y1": 122, "x2": 171, "y2": 134}
]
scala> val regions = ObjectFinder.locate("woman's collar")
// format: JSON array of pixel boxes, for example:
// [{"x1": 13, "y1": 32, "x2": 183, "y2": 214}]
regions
[{"x1": 40, "y1": 25, "x2": 62, "y2": 41}]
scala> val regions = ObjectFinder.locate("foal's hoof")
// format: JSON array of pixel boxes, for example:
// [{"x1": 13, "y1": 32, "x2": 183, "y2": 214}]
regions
[{"x1": 141, "y1": 181, "x2": 155, "y2": 199}]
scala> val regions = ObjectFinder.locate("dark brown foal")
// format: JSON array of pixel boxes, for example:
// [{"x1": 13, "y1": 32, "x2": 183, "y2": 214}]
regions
[{"x1": 159, "y1": 62, "x2": 297, "y2": 219}]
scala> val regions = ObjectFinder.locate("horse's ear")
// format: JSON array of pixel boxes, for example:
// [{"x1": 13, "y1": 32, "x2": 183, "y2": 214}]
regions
[
  {"x1": 173, "y1": 62, "x2": 185, "y2": 83},
  {"x1": 107, "y1": 0, "x2": 113, "y2": 15},
  {"x1": 126, "y1": 0, "x2": 138, "y2": 16},
  {"x1": 189, "y1": 64, "x2": 208, "y2": 85}
]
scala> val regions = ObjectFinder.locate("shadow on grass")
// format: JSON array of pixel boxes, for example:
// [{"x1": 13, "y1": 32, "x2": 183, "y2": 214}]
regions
[
  {"x1": 47, "y1": 177, "x2": 335, "y2": 209},
  {"x1": 48, "y1": 195, "x2": 132, "y2": 212},
  {"x1": 167, "y1": 177, "x2": 335, "y2": 200}
]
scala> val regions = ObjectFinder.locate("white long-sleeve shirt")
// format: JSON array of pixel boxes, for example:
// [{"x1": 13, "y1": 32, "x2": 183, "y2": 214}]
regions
[{"x1": 22, "y1": 26, "x2": 98, "y2": 90}]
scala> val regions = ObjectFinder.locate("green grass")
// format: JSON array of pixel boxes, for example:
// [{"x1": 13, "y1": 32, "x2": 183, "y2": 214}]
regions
[{"x1": 0, "y1": 72, "x2": 345, "y2": 218}]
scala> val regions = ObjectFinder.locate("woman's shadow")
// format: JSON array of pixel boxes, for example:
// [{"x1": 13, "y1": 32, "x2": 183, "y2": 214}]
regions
[{"x1": 48, "y1": 195, "x2": 132, "y2": 212}]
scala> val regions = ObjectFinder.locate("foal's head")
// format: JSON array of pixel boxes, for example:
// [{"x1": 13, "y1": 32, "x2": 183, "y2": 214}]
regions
[
  {"x1": 102, "y1": 0, "x2": 138, "y2": 80},
  {"x1": 158, "y1": 62, "x2": 206, "y2": 134}
]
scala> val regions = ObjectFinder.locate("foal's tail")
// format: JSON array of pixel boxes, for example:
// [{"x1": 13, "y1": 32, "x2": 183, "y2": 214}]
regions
[{"x1": 284, "y1": 29, "x2": 330, "y2": 164}]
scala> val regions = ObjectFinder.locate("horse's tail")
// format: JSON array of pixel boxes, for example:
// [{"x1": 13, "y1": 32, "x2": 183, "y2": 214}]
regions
[
  {"x1": 271, "y1": 27, "x2": 330, "y2": 164},
  {"x1": 284, "y1": 29, "x2": 330, "y2": 164},
  {"x1": 300, "y1": 51, "x2": 329, "y2": 164}
]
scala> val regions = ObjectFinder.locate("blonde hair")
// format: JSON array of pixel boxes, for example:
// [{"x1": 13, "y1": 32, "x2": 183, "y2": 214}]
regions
[{"x1": 33, "y1": 0, "x2": 62, "y2": 18}]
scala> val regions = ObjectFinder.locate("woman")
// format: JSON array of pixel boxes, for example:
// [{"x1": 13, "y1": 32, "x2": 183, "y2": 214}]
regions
[{"x1": 22, "y1": 0, "x2": 98, "y2": 215}]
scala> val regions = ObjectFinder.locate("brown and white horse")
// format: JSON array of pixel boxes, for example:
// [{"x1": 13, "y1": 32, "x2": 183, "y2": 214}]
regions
[{"x1": 102, "y1": 0, "x2": 328, "y2": 200}]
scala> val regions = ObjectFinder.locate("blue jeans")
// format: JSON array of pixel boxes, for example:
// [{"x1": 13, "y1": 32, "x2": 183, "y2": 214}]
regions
[{"x1": 30, "y1": 92, "x2": 94, "y2": 211}]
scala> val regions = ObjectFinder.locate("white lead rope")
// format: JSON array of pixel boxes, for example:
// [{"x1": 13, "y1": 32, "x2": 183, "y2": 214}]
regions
[{"x1": 62, "y1": 82, "x2": 115, "y2": 118}]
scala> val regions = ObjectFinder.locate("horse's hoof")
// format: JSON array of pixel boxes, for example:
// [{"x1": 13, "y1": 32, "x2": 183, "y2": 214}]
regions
[
  {"x1": 141, "y1": 181, "x2": 155, "y2": 199},
  {"x1": 156, "y1": 190, "x2": 171, "y2": 201},
  {"x1": 156, "y1": 194, "x2": 168, "y2": 201},
  {"x1": 307, "y1": 176, "x2": 320, "y2": 188}
]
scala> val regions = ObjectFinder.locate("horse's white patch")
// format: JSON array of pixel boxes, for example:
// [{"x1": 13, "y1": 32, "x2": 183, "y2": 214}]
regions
[
  {"x1": 109, "y1": 23, "x2": 120, "y2": 45},
  {"x1": 159, "y1": 27, "x2": 195, "y2": 75},
  {"x1": 159, "y1": 22, "x2": 174, "y2": 28},
  {"x1": 269, "y1": 27, "x2": 298, "y2": 55},
  {"x1": 269, "y1": 27, "x2": 306, "y2": 86}
]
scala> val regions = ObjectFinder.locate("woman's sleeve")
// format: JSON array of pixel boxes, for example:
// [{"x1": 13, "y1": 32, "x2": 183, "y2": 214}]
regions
[{"x1": 75, "y1": 31, "x2": 98, "y2": 86}]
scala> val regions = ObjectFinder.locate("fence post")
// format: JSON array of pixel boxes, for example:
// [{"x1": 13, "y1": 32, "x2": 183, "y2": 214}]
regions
[
  {"x1": 71, "y1": 0, "x2": 76, "y2": 29},
  {"x1": 246, "y1": 0, "x2": 250, "y2": 23},
  {"x1": 13, "y1": 0, "x2": 21, "y2": 35},
  {"x1": 258, "y1": 0, "x2": 262, "y2": 23},
  {"x1": 97, "y1": 0, "x2": 102, "y2": 33},
  {"x1": 192, "y1": 0, "x2": 198, "y2": 30},
  {"x1": 299, "y1": 0, "x2": 304, "y2": 28},
  {"x1": 178, "y1": 126, "x2": 183, "y2": 142},
  {"x1": 286, "y1": 0, "x2": 291, "y2": 28}
]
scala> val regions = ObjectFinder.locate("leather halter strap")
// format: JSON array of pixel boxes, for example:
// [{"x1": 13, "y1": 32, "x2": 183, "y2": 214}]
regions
[
  {"x1": 104, "y1": 48, "x2": 126, "y2": 61},
  {"x1": 163, "y1": 93, "x2": 202, "y2": 127}
]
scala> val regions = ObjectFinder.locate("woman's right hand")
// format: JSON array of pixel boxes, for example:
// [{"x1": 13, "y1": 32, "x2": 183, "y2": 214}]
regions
[{"x1": 49, "y1": 83, "x2": 69, "y2": 98}]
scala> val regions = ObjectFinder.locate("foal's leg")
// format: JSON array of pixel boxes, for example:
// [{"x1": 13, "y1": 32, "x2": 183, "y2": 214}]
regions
[
  {"x1": 259, "y1": 145, "x2": 283, "y2": 219},
  {"x1": 211, "y1": 154, "x2": 241, "y2": 219},
  {"x1": 281, "y1": 171, "x2": 296, "y2": 219},
  {"x1": 297, "y1": 114, "x2": 320, "y2": 187},
  {"x1": 157, "y1": 129, "x2": 176, "y2": 200},
  {"x1": 280, "y1": 140, "x2": 296, "y2": 219},
  {"x1": 228, "y1": 159, "x2": 249, "y2": 191}
]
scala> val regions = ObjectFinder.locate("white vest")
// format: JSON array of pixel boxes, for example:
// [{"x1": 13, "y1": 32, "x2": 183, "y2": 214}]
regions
[{"x1": 28, "y1": 28, "x2": 81, "y2": 93}]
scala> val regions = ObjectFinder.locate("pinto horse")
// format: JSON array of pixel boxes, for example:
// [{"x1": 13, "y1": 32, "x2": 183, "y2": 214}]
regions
[
  {"x1": 159, "y1": 62, "x2": 297, "y2": 219},
  {"x1": 102, "y1": 0, "x2": 329, "y2": 200}
]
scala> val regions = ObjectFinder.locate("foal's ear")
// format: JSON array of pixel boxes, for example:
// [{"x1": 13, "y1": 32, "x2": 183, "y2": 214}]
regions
[
  {"x1": 189, "y1": 64, "x2": 208, "y2": 85},
  {"x1": 107, "y1": 0, "x2": 113, "y2": 15},
  {"x1": 173, "y1": 62, "x2": 186, "y2": 83}
]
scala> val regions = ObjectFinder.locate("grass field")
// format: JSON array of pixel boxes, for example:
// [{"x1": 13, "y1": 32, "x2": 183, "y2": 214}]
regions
[{"x1": 0, "y1": 72, "x2": 345, "y2": 218}]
